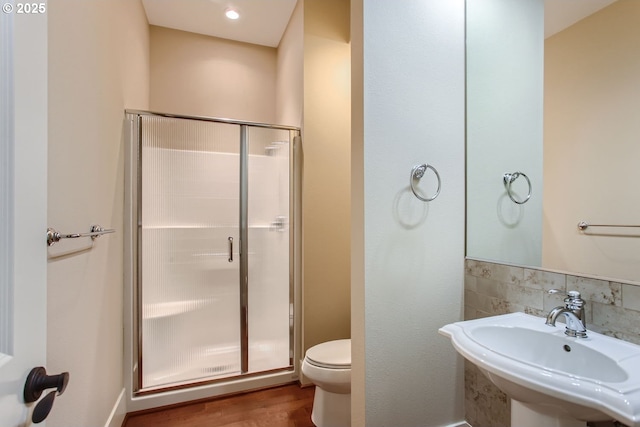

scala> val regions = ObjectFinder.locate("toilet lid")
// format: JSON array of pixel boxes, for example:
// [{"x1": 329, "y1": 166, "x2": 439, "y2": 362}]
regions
[{"x1": 306, "y1": 339, "x2": 351, "y2": 369}]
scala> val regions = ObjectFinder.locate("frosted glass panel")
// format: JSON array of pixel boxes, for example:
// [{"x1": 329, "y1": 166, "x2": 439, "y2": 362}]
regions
[
  {"x1": 141, "y1": 116, "x2": 241, "y2": 388},
  {"x1": 246, "y1": 127, "x2": 291, "y2": 372}
]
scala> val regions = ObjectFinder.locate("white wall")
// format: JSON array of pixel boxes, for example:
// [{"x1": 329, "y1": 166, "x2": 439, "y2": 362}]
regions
[
  {"x1": 46, "y1": 1, "x2": 149, "y2": 425},
  {"x1": 466, "y1": 0, "x2": 544, "y2": 267},
  {"x1": 352, "y1": 1, "x2": 465, "y2": 425}
]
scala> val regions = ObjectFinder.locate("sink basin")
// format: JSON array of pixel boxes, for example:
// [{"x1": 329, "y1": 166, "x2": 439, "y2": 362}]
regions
[
  {"x1": 439, "y1": 312, "x2": 640, "y2": 427},
  {"x1": 471, "y1": 325, "x2": 628, "y2": 383}
]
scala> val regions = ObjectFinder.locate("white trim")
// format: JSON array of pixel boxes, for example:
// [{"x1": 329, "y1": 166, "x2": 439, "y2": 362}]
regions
[
  {"x1": 104, "y1": 389, "x2": 126, "y2": 427},
  {"x1": 127, "y1": 370, "x2": 296, "y2": 412},
  {"x1": 0, "y1": 4, "x2": 14, "y2": 357}
]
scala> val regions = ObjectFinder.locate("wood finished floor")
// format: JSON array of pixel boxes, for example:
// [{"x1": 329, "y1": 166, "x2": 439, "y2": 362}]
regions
[{"x1": 122, "y1": 383, "x2": 315, "y2": 427}]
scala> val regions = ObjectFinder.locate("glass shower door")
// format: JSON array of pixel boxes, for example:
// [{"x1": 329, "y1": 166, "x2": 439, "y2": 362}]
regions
[
  {"x1": 140, "y1": 116, "x2": 242, "y2": 389},
  {"x1": 246, "y1": 127, "x2": 292, "y2": 373}
]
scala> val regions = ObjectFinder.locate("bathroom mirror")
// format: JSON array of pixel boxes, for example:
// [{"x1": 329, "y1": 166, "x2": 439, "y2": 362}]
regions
[{"x1": 466, "y1": 0, "x2": 640, "y2": 283}]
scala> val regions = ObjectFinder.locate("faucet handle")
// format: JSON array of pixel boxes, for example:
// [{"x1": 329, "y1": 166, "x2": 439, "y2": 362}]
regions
[
  {"x1": 548, "y1": 289, "x2": 582, "y2": 299},
  {"x1": 567, "y1": 290, "x2": 582, "y2": 299},
  {"x1": 548, "y1": 289, "x2": 584, "y2": 307}
]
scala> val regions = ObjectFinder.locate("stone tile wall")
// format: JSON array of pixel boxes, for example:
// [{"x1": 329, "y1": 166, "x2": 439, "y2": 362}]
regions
[{"x1": 463, "y1": 258, "x2": 640, "y2": 427}]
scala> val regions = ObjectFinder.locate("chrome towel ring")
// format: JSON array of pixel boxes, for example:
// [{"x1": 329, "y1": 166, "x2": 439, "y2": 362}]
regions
[
  {"x1": 503, "y1": 172, "x2": 531, "y2": 205},
  {"x1": 410, "y1": 163, "x2": 441, "y2": 202}
]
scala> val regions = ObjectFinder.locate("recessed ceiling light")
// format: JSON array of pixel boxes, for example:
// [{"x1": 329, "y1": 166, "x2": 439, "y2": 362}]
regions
[{"x1": 225, "y1": 8, "x2": 240, "y2": 20}]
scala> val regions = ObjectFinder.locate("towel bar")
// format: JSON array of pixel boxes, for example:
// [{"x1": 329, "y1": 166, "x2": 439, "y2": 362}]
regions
[
  {"x1": 577, "y1": 221, "x2": 640, "y2": 231},
  {"x1": 47, "y1": 224, "x2": 115, "y2": 246}
]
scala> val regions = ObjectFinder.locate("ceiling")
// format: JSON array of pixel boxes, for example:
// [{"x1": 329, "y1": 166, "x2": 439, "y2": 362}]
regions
[
  {"x1": 141, "y1": 0, "x2": 298, "y2": 48},
  {"x1": 544, "y1": 0, "x2": 617, "y2": 38},
  {"x1": 141, "y1": 0, "x2": 616, "y2": 47}
]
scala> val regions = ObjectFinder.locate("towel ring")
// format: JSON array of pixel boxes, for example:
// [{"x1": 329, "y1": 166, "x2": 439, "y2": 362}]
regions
[
  {"x1": 410, "y1": 164, "x2": 441, "y2": 202},
  {"x1": 503, "y1": 172, "x2": 531, "y2": 204}
]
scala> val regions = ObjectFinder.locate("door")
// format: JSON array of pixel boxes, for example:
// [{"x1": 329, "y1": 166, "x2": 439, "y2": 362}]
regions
[
  {"x1": 0, "y1": 7, "x2": 48, "y2": 426},
  {"x1": 139, "y1": 116, "x2": 243, "y2": 389}
]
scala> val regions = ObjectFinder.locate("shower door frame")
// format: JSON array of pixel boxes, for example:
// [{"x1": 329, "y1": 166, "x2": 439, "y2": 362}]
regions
[{"x1": 124, "y1": 110, "x2": 301, "y2": 409}]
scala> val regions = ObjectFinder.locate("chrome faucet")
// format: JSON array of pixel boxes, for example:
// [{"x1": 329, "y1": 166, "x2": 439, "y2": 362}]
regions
[{"x1": 545, "y1": 290, "x2": 587, "y2": 338}]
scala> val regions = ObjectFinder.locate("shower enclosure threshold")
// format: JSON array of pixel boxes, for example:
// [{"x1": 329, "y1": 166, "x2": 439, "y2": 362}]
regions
[{"x1": 129, "y1": 369, "x2": 298, "y2": 412}]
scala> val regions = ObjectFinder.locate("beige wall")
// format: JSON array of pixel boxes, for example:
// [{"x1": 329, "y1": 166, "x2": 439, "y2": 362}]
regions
[
  {"x1": 350, "y1": 0, "x2": 365, "y2": 422},
  {"x1": 276, "y1": 0, "x2": 304, "y2": 128},
  {"x1": 543, "y1": 0, "x2": 640, "y2": 282},
  {"x1": 149, "y1": 26, "x2": 277, "y2": 123},
  {"x1": 302, "y1": 0, "x2": 352, "y2": 356},
  {"x1": 47, "y1": 0, "x2": 149, "y2": 425}
]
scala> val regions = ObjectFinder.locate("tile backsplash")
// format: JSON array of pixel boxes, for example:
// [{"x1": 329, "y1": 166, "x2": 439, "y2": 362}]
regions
[{"x1": 463, "y1": 258, "x2": 640, "y2": 427}]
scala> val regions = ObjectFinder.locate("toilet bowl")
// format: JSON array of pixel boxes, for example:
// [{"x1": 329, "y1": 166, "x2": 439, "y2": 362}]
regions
[{"x1": 301, "y1": 339, "x2": 351, "y2": 427}]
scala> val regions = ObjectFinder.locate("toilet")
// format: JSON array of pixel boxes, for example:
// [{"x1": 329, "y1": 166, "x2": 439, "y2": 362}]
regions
[{"x1": 301, "y1": 339, "x2": 351, "y2": 427}]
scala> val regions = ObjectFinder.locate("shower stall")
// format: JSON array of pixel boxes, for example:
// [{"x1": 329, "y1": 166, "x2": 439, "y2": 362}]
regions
[{"x1": 124, "y1": 111, "x2": 300, "y2": 406}]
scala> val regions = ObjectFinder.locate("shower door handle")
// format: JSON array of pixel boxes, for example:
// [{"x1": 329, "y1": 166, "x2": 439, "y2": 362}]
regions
[{"x1": 228, "y1": 237, "x2": 233, "y2": 262}]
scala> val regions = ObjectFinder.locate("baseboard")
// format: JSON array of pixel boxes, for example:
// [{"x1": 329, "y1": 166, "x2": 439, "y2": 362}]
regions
[
  {"x1": 104, "y1": 384, "x2": 468, "y2": 427},
  {"x1": 104, "y1": 388, "x2": 126, "y2": 427}
]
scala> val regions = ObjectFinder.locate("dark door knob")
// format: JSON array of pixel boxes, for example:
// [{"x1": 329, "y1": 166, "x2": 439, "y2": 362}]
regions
[
  {"x1": 24, "y1": 366, "x2": 69, "y2": 402},
  {"x1": 23, "y1": 366, "x2": 70, "y2": 423}
]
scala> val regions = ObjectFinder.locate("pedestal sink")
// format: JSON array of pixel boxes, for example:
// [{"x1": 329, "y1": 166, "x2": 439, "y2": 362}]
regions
[{"x1": 439, "y1": 312, "x2": 640, "y2": 427}]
